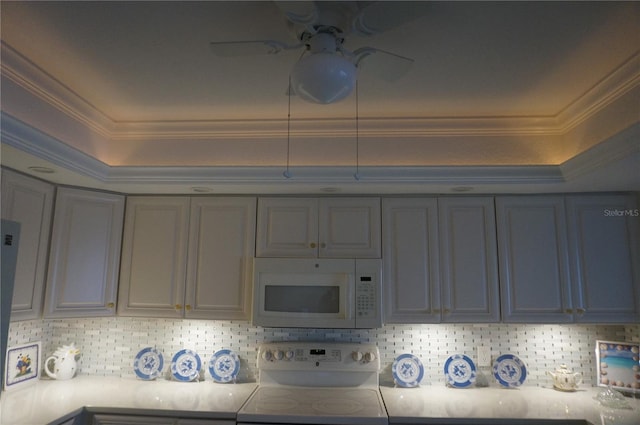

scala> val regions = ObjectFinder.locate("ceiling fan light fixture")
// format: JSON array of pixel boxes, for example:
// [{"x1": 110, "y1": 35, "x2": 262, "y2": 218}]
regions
[{"x1": 291, "y1": 52, "x2": 356, "y2": 104}]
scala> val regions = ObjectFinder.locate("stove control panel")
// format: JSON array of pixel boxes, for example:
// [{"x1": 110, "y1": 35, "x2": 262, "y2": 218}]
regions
[{"x1": 258, "y1": 342, "x2": 380, "y2": 372}]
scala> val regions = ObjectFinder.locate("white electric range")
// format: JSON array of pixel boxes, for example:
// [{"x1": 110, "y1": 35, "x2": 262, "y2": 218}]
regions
[{"x1": 237, "y1": 342, "x2": 388, "y2": 425}]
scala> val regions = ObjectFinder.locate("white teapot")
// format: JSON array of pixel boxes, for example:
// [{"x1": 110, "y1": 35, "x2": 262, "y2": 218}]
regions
[
  {"x1": 45, "y1": 343, "x2": 80, "y2": 380},
  {"x1": 547, "y1": 364, "x2": 582, "y2": 391}
]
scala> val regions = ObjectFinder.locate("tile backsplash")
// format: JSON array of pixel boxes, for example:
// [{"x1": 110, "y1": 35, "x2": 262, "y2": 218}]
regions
[{"x1": 8, "y1": 318, "x2": 638, "y2": 387}]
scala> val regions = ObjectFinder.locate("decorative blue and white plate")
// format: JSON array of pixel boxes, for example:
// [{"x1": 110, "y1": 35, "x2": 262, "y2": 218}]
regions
[
  {"x1": 208, "y1": 349, "x2": 240, "y2": 383},
  {"x1": 444, "y1": 354, "x2": 477, "y2": 388},
  {"x1": 133, "y1": 347, "x2": 164, "y2": 380},
  {"x1": 171, "y1": 349, "x2": 201, "y2": 382},
  {"x1": 392, "y1": 353, "x2": 424, "y2": 388},
  {"x1": 493, "y1": 354, "x2": 527, "y2": 388}
]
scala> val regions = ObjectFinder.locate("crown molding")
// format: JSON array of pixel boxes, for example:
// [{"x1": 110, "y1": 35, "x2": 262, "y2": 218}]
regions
[{"x1": 5, "y1": 43, "x2": 637, "y2": 142}]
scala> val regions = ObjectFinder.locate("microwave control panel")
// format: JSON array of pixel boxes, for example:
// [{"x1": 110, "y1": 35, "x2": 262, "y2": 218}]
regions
[{"x1": 355, "y1": 259, "x2": 382, "y2": 328}]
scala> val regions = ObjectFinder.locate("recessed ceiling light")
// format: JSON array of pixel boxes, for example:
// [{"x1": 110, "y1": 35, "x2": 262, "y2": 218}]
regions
[
  {"x1": 28, "y1": 166, "x2": 55, "y2": 174},
  {"x1": 191, "y1": 186, "x2": 213, "y2": 193},
  {"x1": 451, "y1": 186, "x2": 474, "y2": 192}
]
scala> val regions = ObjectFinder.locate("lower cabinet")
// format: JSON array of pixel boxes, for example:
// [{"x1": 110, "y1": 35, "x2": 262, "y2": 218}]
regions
[
  {"x1": 118, "y1": 196, "x2": 256, "y2": 320},
  {"x1": 44, "y1": 187, "x2": 125, "y2": 318},
  {"x1": 92, "y1": 414, "x2": 233, "y2": 425}
]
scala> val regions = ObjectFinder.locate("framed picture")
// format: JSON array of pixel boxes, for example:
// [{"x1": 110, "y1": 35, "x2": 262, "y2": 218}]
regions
[
  {"x1": 4, "y1": 342, "x2": 41, "y2": 391},
  {"x1": 595, "y1": 340, "x2": 640, "y2": 393}
]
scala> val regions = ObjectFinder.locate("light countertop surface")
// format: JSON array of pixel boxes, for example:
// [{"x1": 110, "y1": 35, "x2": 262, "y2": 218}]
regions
[
  {"x1": 0, "y1": 376, "x2": 257, "y2": 425},
  {"x1": 380, "y1": 384, "x2": 640, "y2": 425}
]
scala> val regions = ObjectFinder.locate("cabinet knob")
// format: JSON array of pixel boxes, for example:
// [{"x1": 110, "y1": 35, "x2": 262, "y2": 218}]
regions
[
  {"x1": 175, "y1": 304, "x2": 182, "y2": 310},
  {"x1": 107, "y1": 302, "x2": 115, "y2": 309},
  {"x1": 310, "y1": 242, "x2": 317, "y2": 248},
  {"x1": 185, "y1": 305, "x2": 192, "y2": 311}
]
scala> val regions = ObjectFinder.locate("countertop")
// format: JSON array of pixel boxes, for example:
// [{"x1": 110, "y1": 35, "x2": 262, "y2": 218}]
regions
[
  {"x1": 380, "y1": 385, "x2": 640, "y2": 425},
  {"x1": 0, "y1": 376, "x2": 257, "y2": 425}
]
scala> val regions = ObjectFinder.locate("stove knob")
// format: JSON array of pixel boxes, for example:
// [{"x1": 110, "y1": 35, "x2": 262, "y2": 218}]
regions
[
  {"x1": 274, "y1": 350, "x2": 284, "y2": 360},
  {"x1": 285, "y1": 350, "x2": 295, "y2": 360},
  {"x1": 261, "y1": 350, "x2": 273, "y2": 361},
  {"x1": 364, "y1": 352, "x2": 376, "y2": 363},
  {"x1": 352, "y1": 351, "x2": 363, "y2": 362}
]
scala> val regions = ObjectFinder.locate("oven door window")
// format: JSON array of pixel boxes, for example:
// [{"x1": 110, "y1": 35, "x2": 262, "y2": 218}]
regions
[{"x1": 265, "y1": 285, "x2": 340, "y2": 313}]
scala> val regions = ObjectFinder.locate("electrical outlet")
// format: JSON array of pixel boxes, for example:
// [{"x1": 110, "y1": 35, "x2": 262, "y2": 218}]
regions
[{"x1": 477, "y1": 346, "x2": 491, "y2": 367}]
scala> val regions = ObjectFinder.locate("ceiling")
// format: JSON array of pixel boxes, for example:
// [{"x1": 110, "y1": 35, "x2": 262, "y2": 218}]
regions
[{"x1": 1, "y1": 1, "x2": 638, "y2": 194}]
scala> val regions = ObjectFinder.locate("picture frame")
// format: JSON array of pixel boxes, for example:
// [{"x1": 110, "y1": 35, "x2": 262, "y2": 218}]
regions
[
  {"x1": 4, "y1": 341, "x2": 41, "y2": 391},
  {"x1": 595, "y1": 340, "x2": 640, "y2": 393}
]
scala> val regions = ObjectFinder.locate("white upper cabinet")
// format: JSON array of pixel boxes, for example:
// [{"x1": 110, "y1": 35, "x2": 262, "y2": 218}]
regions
[
  {"x1": 118, "y1": 196, "x2": 256, "y2": 320},
  {"x1": 383, "y1": 197, "x2": 500, "y2": 324},
  {"x1": 257, "y1": 197, "x2": 381, "y2": 258},
  {"x1": 1, "y1": 169, "x2": 54, "y2": 321},
  {"x1": 566, "y1": 194, "x2": 639, "y2": 323},
  {"x1": 185, "y1": 197, "x2": 256, "y2": 320},
  {"x1": 118, "y1": 197, "x2": 190, "y2": 318},
  {"x1": 439, "y1": 197, "x2": 500, "y2": 323},
  {"x1": 496, "y1": 196, "x2": 573, "y2": 323},
  {"x1": 383, "y1": 198, "x2": 441, "y2": 323},
  {"x1": 44, "y1": 188, "x2": 124, "y2": 318}
]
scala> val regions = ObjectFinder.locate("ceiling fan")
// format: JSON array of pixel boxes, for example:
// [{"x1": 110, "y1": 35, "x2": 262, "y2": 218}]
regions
[{"x1": 209, "y1": 1, "x2": 429, "y2": 104}]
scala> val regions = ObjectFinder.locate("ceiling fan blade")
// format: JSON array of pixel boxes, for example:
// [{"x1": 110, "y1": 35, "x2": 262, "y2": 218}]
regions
[
  {"x1": 354, "y1": 47, "x2": 414, "y2": 82},
  {"x1": 353, "y1": 1, "x2": 430, "y2": 36},
  {"x1": 209, "y1": 40, "x2": 302, "y2": 57},
  {"x1": 273, "y1": 1, "x2": 318, "y2": 26}
]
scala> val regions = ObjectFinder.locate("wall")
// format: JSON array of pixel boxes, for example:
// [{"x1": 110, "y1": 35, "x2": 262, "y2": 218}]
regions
[{"x1": 8, "y1": 318, "x2": 639, "y2": 387}]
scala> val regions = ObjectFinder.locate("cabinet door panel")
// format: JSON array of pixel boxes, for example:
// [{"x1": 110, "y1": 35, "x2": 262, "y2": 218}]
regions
[
  {"x1": 439, "y1": 197, "x2": 500, "y2": 322},
  {"x1": 567, "y1": 194, "x2": 639, "y2": 322},
  {"x1": 1, "y1": 170, "x2": 54, "y2": 321},
  {"x1": 319, "y1": 198, "x2": 381, "y2": 258},
  {"x1": 496, "y1": 196, "x2": 572, "y2": 322},
  {"x1": 383, "y1": 198, "x2": 440, "y2": 323},
  {"x1": 186, "y1": 197, "x2": 256, "y2": 319},
  {"x1": 256, "y1": 198, "x2": 318, "y2": 257},
  {"x1": 45, "y1": 188, "x2": 124, "y2": 318},
  {"x1": 118, "y1": 197, "x2": 189, "y2": 318}
]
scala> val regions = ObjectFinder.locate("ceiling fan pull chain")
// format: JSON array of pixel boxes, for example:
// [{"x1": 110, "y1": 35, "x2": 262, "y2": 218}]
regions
[
  {"x1": 283, "y1": 74, "x2": 293, "y2": 179},
  {"x1": 354, "y1": 80, "x2": 361, "y2": 181}
]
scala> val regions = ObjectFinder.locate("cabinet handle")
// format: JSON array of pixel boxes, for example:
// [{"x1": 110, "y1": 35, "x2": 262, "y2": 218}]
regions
[
  {"x1": 564, "y1": 308, "x2": 573, "y2": 314},
  {"x1": 175, "y1": 304, "x2": 182, "y2": 310},
  {"x1": 443, "y1": 308, "x2": 450, "y2": 314},
  {"x1": 576, "y1": 308, "x2": 586, "y2": 315},
  {"x1": 433, "y1": 308, "x2": 441, "y2": 313},
  {"x1": 107, "y1": 302, "x2": 115, "y2": 309},
  {"x1": 310, "y1": 242, "x2": 317, "y2": 248},
  {"x1": 185, "y1": 305, "x2": 192, "y2": 311}
]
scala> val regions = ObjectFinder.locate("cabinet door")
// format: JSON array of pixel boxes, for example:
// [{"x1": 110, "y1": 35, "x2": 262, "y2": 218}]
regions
[
  {"x1": 496, "y1": 196, "x2": 573, "y2": 323},
  {"x1": 1, "y1": 170, "x2": 54, "y2": 321},
  {"x1": 383, "y1": 198, "x2": 440, "y2": 323},
  {"x1": 93, "y1": 415, "x2": 176, "y2": 425},
  {"x1": 318, "y1": 198, "x2": 381, "y2": 258},
  {"x1": 118, "y1": 197, "x2": 190, "y2": 318},
  {"x1": 185, "y1": 197, "x2": 256, "y2": 320},
  {"x1": 439, "y1": 197, "x2": 500, "y2": 323},
  {"x1": 256, "y1": 198, "x2": 318, "y2": 257},
  {"x1": 567, "y1": 194, "x2": 640, "y2": 323},
  {"x1": 44, "y1": 188, "x2": 124, "y2": 318}
]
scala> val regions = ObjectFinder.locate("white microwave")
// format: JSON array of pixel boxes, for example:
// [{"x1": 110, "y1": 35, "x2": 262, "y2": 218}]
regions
[{"x1": 252, "y1": 258, "x2": 382, "y2": 329}]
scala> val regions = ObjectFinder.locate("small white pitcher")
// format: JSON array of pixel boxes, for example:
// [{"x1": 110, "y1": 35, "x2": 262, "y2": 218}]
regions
[{"x1": 45, "y1": 343, "x2": 80, "y2": 380}]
